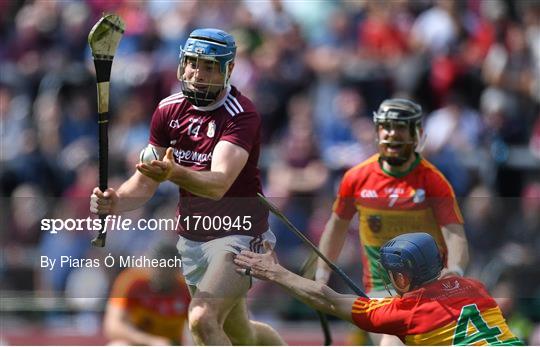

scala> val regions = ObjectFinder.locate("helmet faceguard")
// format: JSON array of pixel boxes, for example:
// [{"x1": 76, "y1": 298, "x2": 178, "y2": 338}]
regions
[
  {"x1": 178, "y1": 28, "x2": 236, "y2": 107},
  {"x1": 379, "y1": 232, "x2": 443, "y2": 292},
  {"x1": 373, "y1": 98, "x2": 424, "y2": 166}
]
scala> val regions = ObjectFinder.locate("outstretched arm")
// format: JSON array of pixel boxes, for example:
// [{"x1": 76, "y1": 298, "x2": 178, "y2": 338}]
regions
[
  {"x1": 234, "y1": 243, "x2": 356, "y2": 322},
  {"x1": 137, "y1": 141, "x2": 248, "y2": 200},
  {"x1": 235, "y1": 244, "x2": 414, "y2": 339}
]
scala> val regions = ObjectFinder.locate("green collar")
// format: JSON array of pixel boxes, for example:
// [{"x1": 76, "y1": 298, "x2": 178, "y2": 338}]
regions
[{"x1": 379, "y1": 153, "x2": 421, "y2": 178}]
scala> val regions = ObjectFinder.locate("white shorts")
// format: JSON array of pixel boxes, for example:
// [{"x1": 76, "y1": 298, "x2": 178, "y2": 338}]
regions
[{"x1": 176, "y1": 230, "x2": 276, "y2": 286}]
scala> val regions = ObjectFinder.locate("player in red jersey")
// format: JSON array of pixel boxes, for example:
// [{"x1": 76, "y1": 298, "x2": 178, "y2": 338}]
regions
[
  {"x1": 91, "y1": 28, "x2": 284, "y2": 345},
  {"x1": 104, "y1": 244, "x2": 191, "y2": 345},
  {"x1": 235, "y1": 233, "x2": 523, "y2": 346},
  {"x1": 315, "y1": 98, "x2": 469, "y2": 344}
]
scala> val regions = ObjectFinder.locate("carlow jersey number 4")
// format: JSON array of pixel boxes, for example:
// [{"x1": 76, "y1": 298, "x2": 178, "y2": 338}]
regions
[
  {"x1": 453, "y1": 304, "x2": 522, "y2": 346},
  {"x1": 453, "y1": 304, "x2": 501, "y2": 345}
]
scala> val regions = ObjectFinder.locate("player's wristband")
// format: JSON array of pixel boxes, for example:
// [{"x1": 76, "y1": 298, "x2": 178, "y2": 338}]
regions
[{"x1": 315, "y1": 268, "x2": 331, "y2": 282}]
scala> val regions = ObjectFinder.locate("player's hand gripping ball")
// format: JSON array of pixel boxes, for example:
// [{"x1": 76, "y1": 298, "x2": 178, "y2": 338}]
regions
[
  {"x1": 139, "y1": 145, "x2": 159, "y2": 164},
  {"x1": 137, "y1": 147, "x2": 174, "y2": 183}
]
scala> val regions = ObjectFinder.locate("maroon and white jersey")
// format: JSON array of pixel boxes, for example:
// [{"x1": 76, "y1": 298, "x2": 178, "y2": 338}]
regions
[{"x1": 149, "y1": 86, "x2": 268, "y2": 241}]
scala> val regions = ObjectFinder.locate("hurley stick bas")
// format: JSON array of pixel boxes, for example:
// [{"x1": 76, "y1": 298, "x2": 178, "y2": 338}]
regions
[{"x1": 88, "y1": 14, "x2": 125, "y2": 247}]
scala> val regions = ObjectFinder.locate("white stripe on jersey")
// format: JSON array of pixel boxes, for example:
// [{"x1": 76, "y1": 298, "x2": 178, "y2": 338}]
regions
[
  {"x1": 227, "y1": 94, "x2": 244, "y2": 112},
  {"x1": 225, "y1": 99, "x2": 240, "y2": 114},
  {"x1": 159, "y1": 99, "x2": 184, "y2": 109},
  {"x1": 224, "y1": 102, "x2": 236, "y2": 117},
  {"x1": 160, "y1": 92, "x2": 184, "y2": 104}
]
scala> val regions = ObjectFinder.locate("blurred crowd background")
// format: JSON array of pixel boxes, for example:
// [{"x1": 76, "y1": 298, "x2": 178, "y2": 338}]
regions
[{"x1": 1, "y1": 0, "x2": 539, "y2": 345}]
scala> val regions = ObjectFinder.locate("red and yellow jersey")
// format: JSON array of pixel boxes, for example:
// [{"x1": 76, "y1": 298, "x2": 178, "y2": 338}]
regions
[
  {"x1": 108, "y1": 268, "x2": 191, "y2": 344},
  {"x1": 333, "y1": 154, "x2": 463, "y2": 291},
  {"x1": 351, "y1": 277, "x2": 523, "y2": 345}
]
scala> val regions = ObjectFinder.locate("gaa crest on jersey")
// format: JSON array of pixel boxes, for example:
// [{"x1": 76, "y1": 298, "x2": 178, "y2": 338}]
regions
[
  {"x1": 368, "y1": 215, "x2": 382, "y2": 233},
  {"x1": 360, "y1": 189, "x2": 378, "y2": 198},
  {"x1": 442, "y1": 279, "x2": 460, "y2": 291},
  {"x1": 207, "y1": 120, "x2": 216, "y2": 138},
  {"x1": 169, "y1": 119, "x2": 181, "y2": 129}
]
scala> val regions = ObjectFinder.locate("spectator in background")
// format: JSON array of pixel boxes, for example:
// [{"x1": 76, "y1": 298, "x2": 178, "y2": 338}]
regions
[
  {"x1": 410, "y1": 0, "x2": 460, "y2": 56},
  {"x1": 462, "y1": 185, "x2": 505, "y2": 276},
  {"x1": 228, "y1": 8, "x2": 263, "y2": 97},
  {"x1": 252, "y1": 20, "x2": 311, "y2": 142},
  {"x1": 505, "y1": 183, "x2": 540, "y2": 262},
  {"x1": 319, "y1": 87, "x2": 371, "y2": 170},
  {"x1": 109, "y1": 95, "x2": 150, "y2": 163},
  {"x1": 267, "y1": 94, "x2": 328, "y2": 264},
  {"x1": 59, "y1": 91, "x2": 97, "y2": 147},
  {"x1": 358, "y1": 1, "x2": 410, "y2": 66},
  {"x1": 424, "y1": 93, "x2": 484, "y2": 155},
  {"x1": 423, "y1": 92, "x2": 484, "y2": 195},
  {"x1": 33, "y1": 91, "x2": 62, "y2": 159},
  {"x1": 316, "y1": 8, "x2": 357, "y2": 50},
  {"x1": 483, "y1": 22, "x2": 537, "y2": 104},
  {"x1": 520, "y1": 2, "x2": 540, "y2": 105},
  {"x1": 0, "y1": 83, "x2": 30, "y2": 163},
  {"x1": 529, "y1": 115, "x2": 540, "y2": 159},
  {"x1": 3, "y1": 184, "x2": 47, "y2": 291},
  {"x1": 248, "y1": 0, "x2": 295, "y2": 37},
  {"x1": 479, "y1": 88, "x2": 525, "y2": 196},
  {"x1": 482, "y1": 15, "x2": 538, "y2": 143},
  {"x1": 1, "y1": 128, "x2": 64, "y2": 196}
]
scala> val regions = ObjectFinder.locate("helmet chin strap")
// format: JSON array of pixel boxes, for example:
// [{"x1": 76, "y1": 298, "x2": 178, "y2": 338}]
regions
[
  {"x1": 377, "y1": 262, "x2": 397, "y2": 297},
  {"x1": 178, "y1": 62, "x2": 226, "y2": 107},
  {"x1": 382, "y1": 272, "x2": 396, "y2": 297}
]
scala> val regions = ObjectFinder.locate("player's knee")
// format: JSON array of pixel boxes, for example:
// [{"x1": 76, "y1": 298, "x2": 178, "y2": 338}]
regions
[{"x1": 189, "y1": 304, "x2": 221, "y2": 338}]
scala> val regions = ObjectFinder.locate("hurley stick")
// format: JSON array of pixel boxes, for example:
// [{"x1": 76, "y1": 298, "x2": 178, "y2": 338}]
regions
[{"x1": 88, "y1": 14, "x2": 125, "y2": 247}]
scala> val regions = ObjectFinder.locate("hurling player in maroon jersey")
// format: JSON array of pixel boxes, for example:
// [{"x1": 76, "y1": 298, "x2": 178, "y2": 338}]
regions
[{"x1": 91, "y1": 28, "x2": 284, "y2": 345}]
